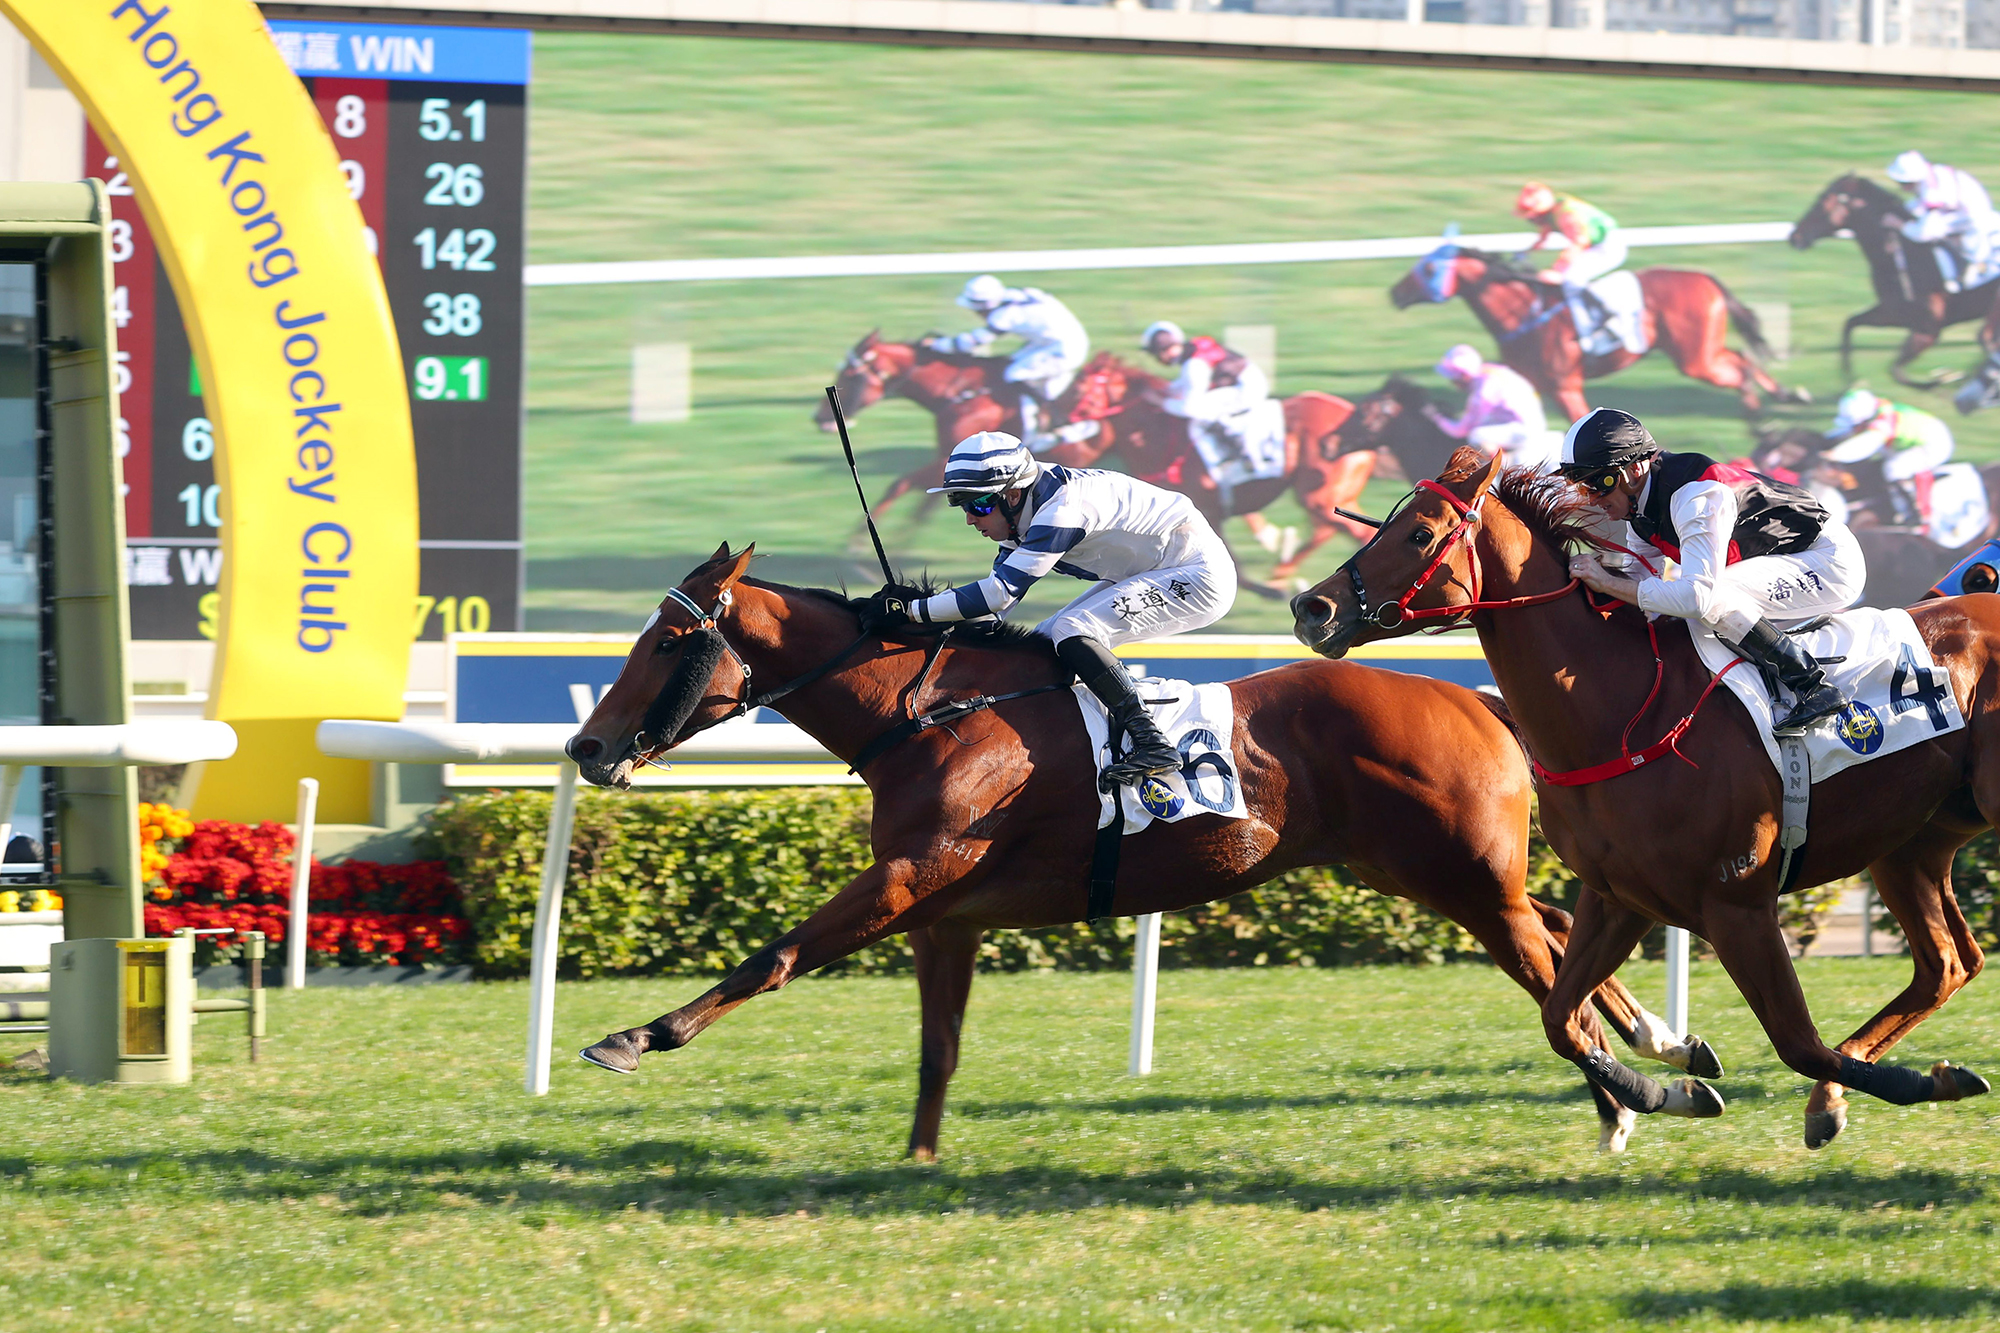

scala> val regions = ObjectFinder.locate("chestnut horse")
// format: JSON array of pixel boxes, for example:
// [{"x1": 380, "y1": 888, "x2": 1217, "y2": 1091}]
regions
[
  {"x1": 1389, "y1": 244, "x2": 1800, "y2": 420},
  {"x1": 1292, "y1": 451, "x2": 1993, "y2": 1148},
  {"x1": 1790, "y1": 173, "x2": 1999, "y2": 389},
  {"x1": 565, "y1": 544, "x2": 1720, "y2": 1157}
]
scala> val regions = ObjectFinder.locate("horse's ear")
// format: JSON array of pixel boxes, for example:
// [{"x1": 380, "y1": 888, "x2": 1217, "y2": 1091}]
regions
[
  {"x1": 709, "y1": 541, "x2": 731, "y2": 563},
  {"x1": 1466, "y1": 451, "x2": 1503, "y2": 506},
  {"x1": 718, "y1": 543, "x2": 756, "y2": 592},
  {"x1": 864, "y1": 328, "x2": 880, "y2": 347}
]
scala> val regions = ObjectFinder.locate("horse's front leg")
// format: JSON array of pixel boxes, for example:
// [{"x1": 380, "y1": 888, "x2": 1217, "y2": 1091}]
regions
[
  {"x1": 1891, "y1": 328, "x2": 1944, "y2": 389},
  {"x1": 1541, "y1": 887, "x2": 1724, "y2": 1120},
  {"x1": 908, "y1": 917, "x2": 986, "y2": 1161},
  {"x1": 580, "y1": 856, "x2": 936, "y2": 1071}
]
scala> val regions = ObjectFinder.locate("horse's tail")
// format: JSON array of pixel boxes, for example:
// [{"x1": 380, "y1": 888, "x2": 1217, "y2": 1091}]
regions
[{"x1": 1717, "y1": 278, "x2": 1775, "y2": 365}]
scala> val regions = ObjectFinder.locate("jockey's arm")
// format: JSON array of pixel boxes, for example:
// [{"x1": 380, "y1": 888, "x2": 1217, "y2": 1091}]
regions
[
  {"x1": 1161, "y1": 357, "x2": 1213, "y2": 420},
  {"x1": 1525, "y1": 222, "x2": 1555, "y2": 252},
  {"x1": 1177, "y1": 359, "x2": 1266, "y2": 423},
  {"x1": 1824, "y1": 424, "x2": 1893, "y2": 465},
  {"x1": 1632, "y1": 481, "x2": 1738, "y2": 626},
  {"x1": 912, "y1": 520, "x2": 1078, "y2": 624},
  {"x1": 939, "y1": 325, "x2": 999, "y2": 356}
]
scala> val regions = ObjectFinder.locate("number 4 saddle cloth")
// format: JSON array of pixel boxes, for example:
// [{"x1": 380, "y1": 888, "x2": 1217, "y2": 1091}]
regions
[
  {"x1": 1690, "y1": 607, "x2": 1966, "y2": 784},
  {"x1": 1072, "y1": 677, "x2": 1251, "y2": 835}
]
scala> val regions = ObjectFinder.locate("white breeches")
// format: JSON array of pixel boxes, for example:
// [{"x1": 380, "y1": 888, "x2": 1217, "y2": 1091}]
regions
[
  {"x1": 1188, "y1": 401, "x2": 1288, "y2": 499},
  {"x1": 1467, "y1": 423, "x2": 1559, "y2": 473},
  {"x1": 1559, "y1": 234, "x2": 1629, "y2": 292},
  {"x1": 1696, "y1": 526, "x2": 1866, "y2": 644},
  {"x1": 1880, "y1": 435, "x2": 1954, "y2": 483},
  {"x1": 1006, "y1": 341, "x2": 1085, "y2": 400},
  {"x1": 1036, "y1": 525, "x2": 1237, "y2": 649}
]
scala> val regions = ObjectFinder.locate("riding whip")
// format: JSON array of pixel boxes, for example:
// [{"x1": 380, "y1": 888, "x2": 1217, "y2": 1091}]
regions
[{"x1": 824, "y1": 385, "x2": 896, "y2": 587}]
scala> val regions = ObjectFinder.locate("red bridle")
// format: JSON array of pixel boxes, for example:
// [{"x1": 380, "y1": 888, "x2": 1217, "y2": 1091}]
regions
[{"x1": 1364, "y1": 478, "x2": 1579, "y2": 630}]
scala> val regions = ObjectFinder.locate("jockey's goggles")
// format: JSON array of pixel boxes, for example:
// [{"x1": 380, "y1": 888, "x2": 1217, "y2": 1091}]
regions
[
  {"x1": 950, "y1": 492, "x2": 1005, "y2": 516},
  {"x1": 1562, "y1": 466, "x2": 1625, "y2": 496}
]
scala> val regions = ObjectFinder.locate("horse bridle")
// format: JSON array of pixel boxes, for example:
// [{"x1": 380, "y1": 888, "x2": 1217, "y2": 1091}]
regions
[
  {"x1": 631, "y1": 585, "x2": 871, "y2": 761},
  {"x1": 1342, "y1": 478, "x2": 1579, "y2": 631}
]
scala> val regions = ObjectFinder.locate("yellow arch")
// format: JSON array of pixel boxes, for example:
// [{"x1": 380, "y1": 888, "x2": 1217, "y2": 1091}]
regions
[{"x1": 2, "y1": 0, "x2": 418, "y2": 821}]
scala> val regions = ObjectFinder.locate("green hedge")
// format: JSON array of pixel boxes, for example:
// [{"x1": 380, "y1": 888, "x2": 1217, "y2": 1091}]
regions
[{"x1": 428, "y1": 788, "x2": 1876, "y2": 980}]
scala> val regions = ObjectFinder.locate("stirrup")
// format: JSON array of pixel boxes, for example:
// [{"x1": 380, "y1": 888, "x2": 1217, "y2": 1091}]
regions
[{"x1": 1773, "y1": 685, "x2": 1846, "y2": 737}]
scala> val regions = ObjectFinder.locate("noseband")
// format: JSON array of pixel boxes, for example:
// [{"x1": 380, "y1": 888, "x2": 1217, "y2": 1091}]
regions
[{"x1": 630, "y1": 585, "x2": 874, "y2": 762}]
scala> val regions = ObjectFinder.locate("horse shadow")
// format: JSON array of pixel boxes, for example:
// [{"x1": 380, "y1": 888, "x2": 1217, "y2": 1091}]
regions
[{"x1": 1617, "y1": 1279, "x2": 1999, "y2": 1323}]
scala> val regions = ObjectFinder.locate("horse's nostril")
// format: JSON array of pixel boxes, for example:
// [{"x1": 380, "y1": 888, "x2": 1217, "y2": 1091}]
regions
[
  {"x1": 1299, "y1": 595, "x2": 1336, "y2": 628},
  {"x1": 567, "y1": 735, "x2": 603, "y2": 763}
]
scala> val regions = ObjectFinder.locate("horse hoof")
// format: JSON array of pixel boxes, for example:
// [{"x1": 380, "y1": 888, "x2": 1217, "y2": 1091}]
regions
[
  {"x1": 908, "y1": 1145, "x2": 938, "y2": 1164},
  {"x1": 1683, "y1": 1036, "x2": 1725, "y2": 1081},
  {"x1": 578, "y1": 1033, "x2": 643, "y2": 1074},
  {"x1": 1661, "y1": 1077, "x2": 1725, "y2": 1119},
  {"x1": 1934, "y1": 1062, "x2": 1991, "y2": 1101},
  {"x1": 1804, "y1": 1105, "x2": 1847, "y2": 1150},
  {"x1": 1789, "y1": 386, "x2": 1814, "y2": 404}
]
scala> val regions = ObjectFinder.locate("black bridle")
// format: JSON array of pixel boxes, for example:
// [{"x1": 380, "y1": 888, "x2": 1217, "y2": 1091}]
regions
[{"x1": 631, "y1": 585, "x2": 872, "y2": 761}]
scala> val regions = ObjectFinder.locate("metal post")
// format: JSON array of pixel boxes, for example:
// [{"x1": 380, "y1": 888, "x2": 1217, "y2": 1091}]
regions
[
  {"x1": 1866, "y1": 0, "x2": 1885, "y2": 43},
  {"x1": 285, "y1": 778, "x2": 319, "y2": 990},
  {"x1": 1128, "y1": 912, "x2": 1161, "y2": 1076},
  {"x1": 524, "y1": 762, "x2": 580, "y2": 1096},
  {"x1": 1861, "y1": 883, "x2": 1874, "y2": 957},
  {"x1": 1407, "y1": 0, "x2": 1424, "y2": 22},
  {"x1": 1664, "y1": 926, "x2": 1690, "y2": 1037}
]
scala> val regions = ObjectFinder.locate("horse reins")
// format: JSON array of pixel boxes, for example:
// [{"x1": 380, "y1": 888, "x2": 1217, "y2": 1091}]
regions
[{"x1": 1350, "y1": 481, "x2": 1743, "y2": 787}]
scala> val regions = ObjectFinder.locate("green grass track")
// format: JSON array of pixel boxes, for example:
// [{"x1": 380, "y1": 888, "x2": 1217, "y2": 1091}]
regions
[{"x1": 2, "y1": 960, "x2": 1994, "y2": 1329}]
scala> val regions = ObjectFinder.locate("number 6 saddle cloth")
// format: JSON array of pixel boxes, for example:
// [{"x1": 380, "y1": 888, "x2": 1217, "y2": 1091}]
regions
[
  {"x1": 1690, "y1": 607, "x2": 1966, "y2": 784},
  {"x1": 1072, "y1": 677, "x2": 1251, "y2": 835}
]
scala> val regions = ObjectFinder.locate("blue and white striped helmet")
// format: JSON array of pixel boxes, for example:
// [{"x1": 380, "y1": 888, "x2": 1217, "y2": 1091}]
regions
[{"x1": 927, "y1": 431, "x2": 1039, "y2": 495}]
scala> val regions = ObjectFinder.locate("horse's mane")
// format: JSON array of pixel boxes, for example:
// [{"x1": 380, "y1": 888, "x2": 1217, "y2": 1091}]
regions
[
  {"x1": 1380, "y1": 373, "x2": 1434, "y2": 407},
  {"x1": 910, "y1": 342, "x2": 1002, "y2": 372},
  {"x1": 1828, "y1": 172, "x2": 1907, "y2": 215},
  {"x1": 680, "y1": 551, "x2": 1055, "y2": 658},
  {"x1": 1437, "y1": 445, "x2": 1617, "y2": 555},
  {"x1": 1453, "y1": 246, "x2": 1541, "y2": 285}
]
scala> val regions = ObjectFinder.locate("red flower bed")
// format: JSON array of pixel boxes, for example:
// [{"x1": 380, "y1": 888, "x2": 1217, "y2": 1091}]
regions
[{"x1": 146, "y1": 819, "x2": 469, "y2": 967}]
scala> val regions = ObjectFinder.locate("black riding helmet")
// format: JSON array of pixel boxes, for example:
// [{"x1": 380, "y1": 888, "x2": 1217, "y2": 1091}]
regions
[{"x1": 1558, "y1": 407, "x2": 1660, "y2": 494}]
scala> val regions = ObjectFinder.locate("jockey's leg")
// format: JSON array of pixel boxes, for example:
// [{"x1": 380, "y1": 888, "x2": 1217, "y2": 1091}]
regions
[
  {"x1": 1054, "y1": 635, "x2": 1180, "y2": 789},
  {"x1": 1037, "y1": 534, "x2": 1237, "y2": 788},
  {"x1": 1881, "y1": 432, "x2": 1953, "y2": 526},
  {"x1": 1707, "y1": 526, "x2": 1867, "y2": 735}
]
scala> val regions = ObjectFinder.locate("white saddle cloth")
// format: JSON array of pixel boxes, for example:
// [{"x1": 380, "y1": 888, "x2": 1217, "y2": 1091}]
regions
[
  {"x1": 1571, "y1": 270, "x2": 1649, "y2": 358},
  {"x1": 1073, "y1": 676, "x2": 1250, "y2": 834},
  {"x1": 1691, "y1": 607, "x2": 1965, "y2": 783},
  {"x1": 1926, "y1": 463, "x2": 1991, "y2": 550}
]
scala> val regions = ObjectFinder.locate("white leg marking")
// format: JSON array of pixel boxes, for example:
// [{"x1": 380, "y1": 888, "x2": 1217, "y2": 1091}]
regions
[
  {"x1": 1626, "y1": 1004, "x2": 1693, "y2": 1070},
  {"x1": 1598, "y1": 1104, "x2": 1637, "y2": 1154}
]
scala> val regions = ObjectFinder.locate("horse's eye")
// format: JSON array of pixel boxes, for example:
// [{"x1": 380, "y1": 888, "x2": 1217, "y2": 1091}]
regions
[
  {"x1": 1411, "y1": 527, "x2": 1433, "y2": 548},
  {"x1": 654, "y1": 634, "x2": 679, "y2": 655}
]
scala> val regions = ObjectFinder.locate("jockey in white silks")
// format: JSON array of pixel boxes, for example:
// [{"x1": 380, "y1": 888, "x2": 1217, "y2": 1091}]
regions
[
  {"x1": 1823, "y1": 387, "x2": 1957, "y2": 527},
  {"x1": 1427, "y1": 343, "x2": 1559, "y2": 473},
  {"x1": 1560, "y1": 408, "x2": 1865, "y2": 737},
  {"x1": 854, "y1": 431, "x2": 1236, "y2": 789},
  {"x1": 1142, "y1": 320, "x2": 1288, "y2": 512},
  {"x1": 1886, "y1": 151, "x2": 2000, "y2": 293},
  {"x1": 935, "y1": 275, "x2": 1091, "y2": 450}
]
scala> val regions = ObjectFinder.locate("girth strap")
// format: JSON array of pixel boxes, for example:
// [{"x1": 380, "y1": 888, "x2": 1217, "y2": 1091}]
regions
[
  {"x1": 1087, "y1": 800, "x2": 1124, "y2": 921},
  {"x1": 847, "y1": 683, "x2": 1070, "y2": 776}
]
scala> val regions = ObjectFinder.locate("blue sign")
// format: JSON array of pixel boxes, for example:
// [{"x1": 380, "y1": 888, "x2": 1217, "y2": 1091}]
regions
[
  {"x1": 266, "y1": 21, "x2": 532, "y2": 85},
  {"x1": 1836, "y1": 701, "x2": 1884, "y2": 755}
]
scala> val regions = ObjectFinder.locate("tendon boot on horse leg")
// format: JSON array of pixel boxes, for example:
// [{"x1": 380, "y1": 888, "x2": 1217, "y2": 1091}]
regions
[
  {"x1": 1729, "y1": 620, "x2": 1847, "y2": 736},
  {"x1": 1057, "y1": 635, "x2": 1178, "y2": 788}
]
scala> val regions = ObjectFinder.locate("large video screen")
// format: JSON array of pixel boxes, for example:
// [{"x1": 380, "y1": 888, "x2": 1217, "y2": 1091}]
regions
[{"x1": 522, "y1": 35, "x2": 2000, "y2": 634}]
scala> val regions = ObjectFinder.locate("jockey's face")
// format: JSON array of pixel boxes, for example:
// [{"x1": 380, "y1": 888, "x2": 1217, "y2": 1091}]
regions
[
  {"x1": 1147, "y1": 334, "x2": 1184, "y2": 365},
  {"x1": 963, "y1": 489, "x2": 1023, "y2": 542}
]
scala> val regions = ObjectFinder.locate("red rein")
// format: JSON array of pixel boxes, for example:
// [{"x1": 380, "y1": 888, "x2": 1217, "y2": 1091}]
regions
[{"x1": 1401, "y1": 479, "x2": 1738, "y2": 787}]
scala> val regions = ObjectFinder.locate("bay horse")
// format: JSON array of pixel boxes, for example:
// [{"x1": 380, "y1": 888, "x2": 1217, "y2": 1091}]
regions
[
  {"x1": 1389, "y1": 244, "x2": 1800, "y2": 421},
  {"x1": 1292, "y1": 450, "x2": 1994, "y2": 1148},
  {"x1": 1790, "y1": 173, "x2": 1999, "y2": 389},
  {"x1": 564, "y1": 544, "x2": 1722, "y2": 1157},
  {"x1": 1746, "y1": 425, "x2": 2000, "y2": 606}
]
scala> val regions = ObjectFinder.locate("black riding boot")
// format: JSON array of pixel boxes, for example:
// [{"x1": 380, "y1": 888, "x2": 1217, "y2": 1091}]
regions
[
  {"x1": 1731, "y1": 619, "x2": 1847, "y2": 736},
  {"x1": 1055, "y1": 636, "x2": 1180, "y2": 790}
]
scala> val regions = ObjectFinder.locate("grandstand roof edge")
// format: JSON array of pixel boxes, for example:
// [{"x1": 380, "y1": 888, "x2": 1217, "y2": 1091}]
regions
[{"x1": 257, "y1": 0, "x2": 2000, "y2": 91}]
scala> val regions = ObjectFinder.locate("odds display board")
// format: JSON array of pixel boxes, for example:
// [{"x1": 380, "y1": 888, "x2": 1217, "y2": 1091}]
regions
[
  {"x1": 442, "y1": 633, "x2": 1492, "y2": 787},
  {"x1": 96, "y1": 20, "x2": 528, "y2": 642}
]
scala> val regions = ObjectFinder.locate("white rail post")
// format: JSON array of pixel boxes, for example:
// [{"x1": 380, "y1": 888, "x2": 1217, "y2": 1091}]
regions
[
  {"x1": 524, "y1": 761, "x2": 581, "y2": 1096},
  {"x1": 285, "y1": 778, "x2": 319, "y2": 990},
  {"x1": 0, "y1": 763, "x2": 23, "y2": 854},
  {"x1": 1664, "y1": 926, "x2": 1690, "y2": 1037},
  {"x1": 1861, "y1": 883, "x2": 1874, "y2": 957},
  {"x1": 1128, "y1": 912, "x2": 1162, "y2": 1076}
]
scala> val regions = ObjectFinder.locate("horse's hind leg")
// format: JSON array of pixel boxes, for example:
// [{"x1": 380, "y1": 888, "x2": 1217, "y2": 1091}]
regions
[
  {"x1": 580, "y1": 859, "x2": 926, "y2": 1070},
  {"x1": 1529, "y1": 898, "x2": 1724, "y2": 1078},
  {"x1": 908, "y1": 918, "x2": 985, "y2": 1162},
  {"x1": 1806, "y1": 826, "x2": 1989, "y2": 1148}
]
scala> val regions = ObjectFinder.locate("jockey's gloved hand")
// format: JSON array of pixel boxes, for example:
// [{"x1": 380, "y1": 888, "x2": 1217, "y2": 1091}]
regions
[{"x1": 855, "y1": 584, "x2": 925, "y2": 633}]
